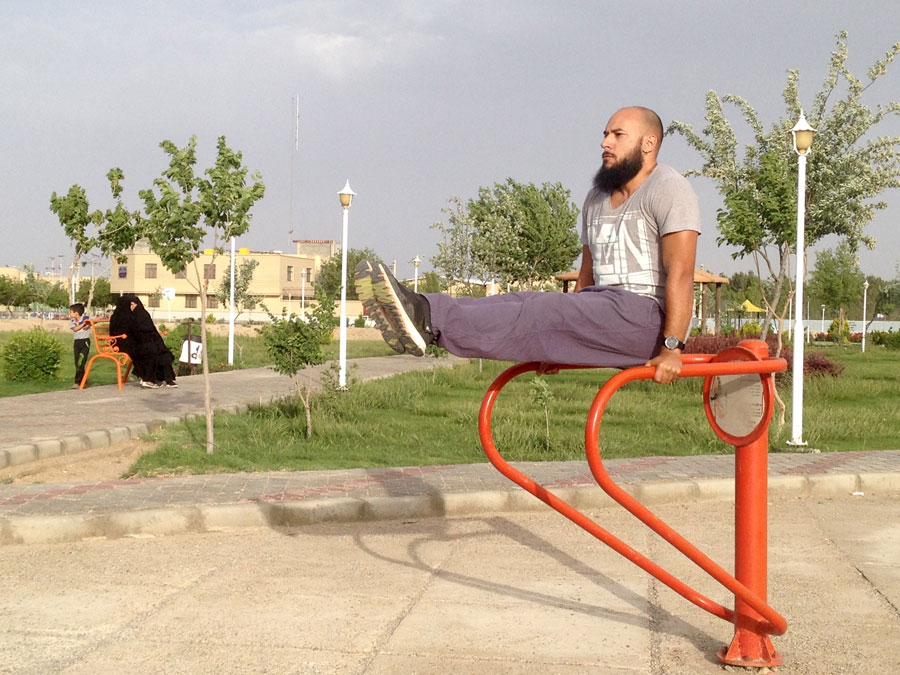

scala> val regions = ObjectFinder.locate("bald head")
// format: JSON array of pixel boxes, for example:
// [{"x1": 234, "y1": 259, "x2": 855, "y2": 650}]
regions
[{"x1": 610, "y1": 106, "x2": 664, "y2": 154}]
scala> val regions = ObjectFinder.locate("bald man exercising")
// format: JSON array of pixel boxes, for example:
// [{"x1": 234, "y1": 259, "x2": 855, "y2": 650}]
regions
[{"x1": 356, "y1": 106, "x2": 700, "y2": 384}]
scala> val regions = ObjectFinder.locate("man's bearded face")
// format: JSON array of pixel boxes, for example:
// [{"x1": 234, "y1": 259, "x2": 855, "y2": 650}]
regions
[{"x1": 593, "y1": 142, "x2": 643, "y2": 193}]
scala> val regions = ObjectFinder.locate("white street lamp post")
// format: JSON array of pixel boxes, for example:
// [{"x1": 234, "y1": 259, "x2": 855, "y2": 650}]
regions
[
  {"x1": 821, "y1": 304, "x2": 826, "y2": 334},
  {"x1": 413, "y1": 255, "x2": 421, "y2": 293},
  {"x1": 337, "y1": 180, "x2": 356, "y2": 390},
  {"x1": 789, "y1": 109, "x2": 815, "y2": 448},
  {"x1": 862, "y1": 279, "x2": 869, "y2": 353},
  {"x1": 787, "y1": 296, "x2": 792, "y2": 340}
]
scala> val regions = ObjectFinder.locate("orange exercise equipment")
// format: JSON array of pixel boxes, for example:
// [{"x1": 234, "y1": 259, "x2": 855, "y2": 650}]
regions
[{"x1": 478, "y1": 339, "x2": 787, "y2": 667}]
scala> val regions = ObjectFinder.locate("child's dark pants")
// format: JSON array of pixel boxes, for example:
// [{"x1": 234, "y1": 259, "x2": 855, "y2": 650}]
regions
[{"x1": 74, "y1": 338, "x2": 90, "y2": 385}]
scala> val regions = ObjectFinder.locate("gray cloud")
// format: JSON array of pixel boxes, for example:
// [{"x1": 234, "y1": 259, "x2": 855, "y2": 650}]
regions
[{"x1": 2, "y1": 0, "x2": 898, "y2": 282}]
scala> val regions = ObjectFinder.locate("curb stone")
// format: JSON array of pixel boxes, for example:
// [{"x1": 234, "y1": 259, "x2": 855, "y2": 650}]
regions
[{"x1": 2, "y1": 471, "x2": 898, "y2": 547}]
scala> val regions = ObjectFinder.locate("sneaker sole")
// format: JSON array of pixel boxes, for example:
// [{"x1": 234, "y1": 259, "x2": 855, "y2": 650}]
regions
[
  {"x1": 371, "y1": 263, "x2": 427, "y2": 356},
  {"x1": 355, "y1": 261, "x2": 406, "y2": 354}
]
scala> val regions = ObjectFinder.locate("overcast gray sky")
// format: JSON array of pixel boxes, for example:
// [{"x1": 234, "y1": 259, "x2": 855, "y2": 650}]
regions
[{"x1": 2, "y1": 0, "x2": 898, "y2": 283}]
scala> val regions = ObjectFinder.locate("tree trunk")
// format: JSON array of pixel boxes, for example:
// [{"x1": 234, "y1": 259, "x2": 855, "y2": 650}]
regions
[
  {"x1": 198, "y1": 273, "x2": 215, "y2": 454},
  {"x1": 85, "y1": 277, "x2": 98, "y2": 314},
  {"x1": 69, "y1": 251, "x2": 82, "y2": 305}
]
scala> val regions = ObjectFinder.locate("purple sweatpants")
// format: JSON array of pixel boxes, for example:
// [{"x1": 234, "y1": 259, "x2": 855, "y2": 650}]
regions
[{"x1": 424, "y1": 286, "x2": 665, "y2": 368}]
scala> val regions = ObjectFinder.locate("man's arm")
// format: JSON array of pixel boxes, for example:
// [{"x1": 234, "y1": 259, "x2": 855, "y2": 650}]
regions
[
  {"x1": 574, "y1": 245, "x2": 594, "y2": 291},
  {"x1": 645, "y1": 230, "x2": 698, "y2": 384}
]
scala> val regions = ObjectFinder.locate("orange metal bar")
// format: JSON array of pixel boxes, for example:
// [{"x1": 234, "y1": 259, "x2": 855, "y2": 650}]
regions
[{"x1": 477, "y1": 340, "x2": 787, "y2": 666}]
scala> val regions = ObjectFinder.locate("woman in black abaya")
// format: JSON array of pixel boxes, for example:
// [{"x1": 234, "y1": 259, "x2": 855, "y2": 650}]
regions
[{"x1": 109, "y1": 294, "x2": 177, "y2": 388}]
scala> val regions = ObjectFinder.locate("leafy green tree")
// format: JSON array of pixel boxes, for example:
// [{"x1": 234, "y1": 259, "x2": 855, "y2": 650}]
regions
[
  {"x1": 49, "y1": 185, "x2": 100, "y2": 304},
  {"x1": 430, "y1": 196, "x2": 488, "y2": 296},
  {"x1": 76, "y1": 277, "x2": 112, "y2": 309},
  {"x1": 470, "y1": 179, "x2": 581, "y2": 288},
  {"x1": 216, "y1": 258, "x2": 261, "y2": 321},
  {"x1": 259, "y1": 283, "x2": 337, "y2": 437},
  {"x1": 0, "y1": 276, "x2": 23, "y2": 312},
  {"x1": 140, "y1": 135, "x2": 265, "y2": 454},
  {"x1": 316, "y1": 247, "x2": 381, "y2": 301},
  {"x1": 431, "y1": 180, "x2": 581, "y2": 292},
  {"x1": 668, "y1": 31, "x2": 900, "y2": 340},
  {"x1": 721, "y1": 271, "x2": 768, "y2": 307},
  {"x1": 808, "y1": 242, "x2": 865, "y2": 333},
  {"x1": 419, "y1": 271, "x2": 445, "y2": 294},
  {"x1": 868, "y1": 274, "x2": 900, "y2": 324},
  {"x1": 50, "y1": 169, "x2": 143, "y2": 312}
]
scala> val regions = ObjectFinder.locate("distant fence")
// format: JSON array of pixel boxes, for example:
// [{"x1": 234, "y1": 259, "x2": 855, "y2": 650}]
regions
[{"x1": 698, "y1": 318, "x2": 900, "y2": 334}]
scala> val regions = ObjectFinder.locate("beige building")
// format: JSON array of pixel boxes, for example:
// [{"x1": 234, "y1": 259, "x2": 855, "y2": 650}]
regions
[{"x1": 109, "y1": 239, "x2": 341, "y2": 321}]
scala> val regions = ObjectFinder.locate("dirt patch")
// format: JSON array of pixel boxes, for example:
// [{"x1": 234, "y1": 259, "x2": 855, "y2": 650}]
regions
[
  {"x1": 0, "y1": 318, "x2": 72, "y2": 333},
  {"x1": 0, "y1": 438, "x2": 157, "y2": 484}
]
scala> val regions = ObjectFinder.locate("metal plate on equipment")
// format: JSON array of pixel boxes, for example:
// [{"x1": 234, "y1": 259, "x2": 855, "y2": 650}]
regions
[
  {"x1": 702, "y1": 345, "x2": 773, "y2": 446},
  {"x1": 708, "y1": 374, "x2": 765, "y2": 439}
]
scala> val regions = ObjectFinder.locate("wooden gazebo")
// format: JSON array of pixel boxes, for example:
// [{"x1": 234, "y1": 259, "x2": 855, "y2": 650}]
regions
[{"x1": 554, "y1": 267, "x2": 730, "y2": 335}]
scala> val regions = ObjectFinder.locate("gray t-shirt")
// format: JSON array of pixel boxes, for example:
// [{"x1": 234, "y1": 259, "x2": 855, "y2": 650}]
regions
[
  {"x1": 580, "y1": 163, "x2": 701, "y2": 307},
  {"x1": 72, "y1": 315, "x2": 91, "y2": 340}
]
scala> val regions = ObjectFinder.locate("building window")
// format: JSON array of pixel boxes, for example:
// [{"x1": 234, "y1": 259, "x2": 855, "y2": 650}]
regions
[
  {"x1": 148, "y1": 295, "x2": 160, "y2": 308},
  {"x1": 185, "y1": 295, "x2": 197, "y2": 309},
  {"x1": 175, "y1": 269, "x2": 187, "y2": 280},
  {"x1": 204, "y1": 264, "x2": 216, "y2": 280},
  {"x1": 287, "y1": 266, "x2": 294, "y2": 282},
  {"x1": 207, "y1": 295, "x2": 218, "y2": 309},
  {"x1": 145, "y1": 263, "x2": 157, "y2": 279},
  {"x1": 305, "y1": 268, "x2": 312, "y2": 282}
]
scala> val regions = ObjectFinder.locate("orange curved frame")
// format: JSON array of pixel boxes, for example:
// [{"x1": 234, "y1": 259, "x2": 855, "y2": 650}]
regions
[
  {"x1": 477, "y1": 340, "x2": 788, "y2": 667},
  {"x1": 79, "y1": 319, "x2": 133, "y2": 390}
]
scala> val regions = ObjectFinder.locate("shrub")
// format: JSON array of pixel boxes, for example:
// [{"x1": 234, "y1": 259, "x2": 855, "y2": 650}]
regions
[
  {"x1": 353, "y1": 315, "x2": 367, "y2": 328},
  {"x1": 828, "y1": 317, "x2": 850, "y2": 342},
  {"x1": 780, "y1": 349, "x2": 844, "y2": 379},
  {"x1": 684, "y1": 334, "x2": 780, "y2": 356},
  {"x1": 684, "y1": 334, "x2": 843, "y2": 380},
  {"x1": 1, "y1": 330, "x2": 65, "y2": 381},
  {"x1": 739, "y1": 321, "x2": 762, "y2": 337},
  {"x1": 870, "y1": 331, "x2": 900, "y2": 350}
]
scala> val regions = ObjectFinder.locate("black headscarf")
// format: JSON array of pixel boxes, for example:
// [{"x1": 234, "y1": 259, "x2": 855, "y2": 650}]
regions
[{"x1": 109, "y1": 294, "x2": 138, "y2": 340}]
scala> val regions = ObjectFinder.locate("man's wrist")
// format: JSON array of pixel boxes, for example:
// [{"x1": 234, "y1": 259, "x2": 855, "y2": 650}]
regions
[{"x1": 663, "y1": 335, "x2": 686, "y2": 351}]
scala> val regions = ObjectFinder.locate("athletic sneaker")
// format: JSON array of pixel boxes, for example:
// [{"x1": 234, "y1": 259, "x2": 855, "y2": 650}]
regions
[
  {"x1": 165, "y1": 382, "x2": 178, "y2": 388},
  {"x1": 355, "y1": 259, "x2": 435, "y2": 356},
  {"x1": 140, "y1": 380, "x2": 162, "y2": 389}
]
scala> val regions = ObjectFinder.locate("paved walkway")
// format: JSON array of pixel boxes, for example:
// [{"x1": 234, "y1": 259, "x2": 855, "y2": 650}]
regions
[
  {"x1": 0, "y1": 354, "x2": 898, "y2": 545},
  {"x1": 1, "y1": 357, "x2": 898, "y2": 673}
]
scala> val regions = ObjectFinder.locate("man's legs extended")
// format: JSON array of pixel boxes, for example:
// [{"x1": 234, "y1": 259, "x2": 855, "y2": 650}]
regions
[
  {"x1": 357, "y1": 260, "x2": 664, "y2": 368},
  {"x1": 425, "y1": 287, "x2": 663, "y2": 367}
]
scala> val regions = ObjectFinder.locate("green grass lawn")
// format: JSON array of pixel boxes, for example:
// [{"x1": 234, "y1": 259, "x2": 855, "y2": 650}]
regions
[
  {"x1": 0, "y1": 329, "x2": 396, "y2": 398},
  {"x1": 126, "y1": 345, "x2": 900, "y2": 477}
]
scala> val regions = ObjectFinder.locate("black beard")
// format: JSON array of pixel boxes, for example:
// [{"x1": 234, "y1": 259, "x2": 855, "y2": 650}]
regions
[{"x1": 593, "y1": 145, "x2": 643, "y2": 192}]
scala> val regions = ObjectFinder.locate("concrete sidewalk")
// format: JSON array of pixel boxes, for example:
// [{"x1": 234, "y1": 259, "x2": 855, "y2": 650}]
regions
[
  {"x1": 0, "y1": 355, "x2": 898, "y2": 545},
  {"x1": 0, "y1": 357, "x2": 898, "y2": 672},
  {"x1": 1, "y1": 496, "x2": 898, "y2": 674}
]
